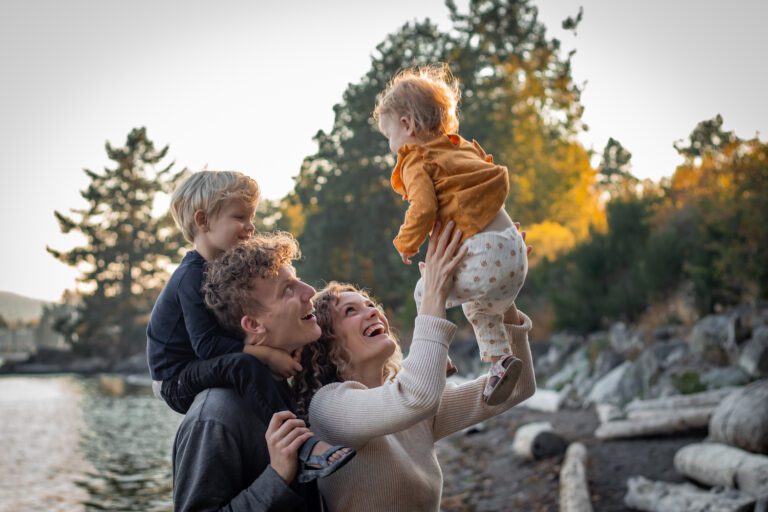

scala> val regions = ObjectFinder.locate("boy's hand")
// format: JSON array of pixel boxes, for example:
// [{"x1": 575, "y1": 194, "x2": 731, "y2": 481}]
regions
[
  {"x1": 266, "y1": 411, "x2": 314, "y2": 484},
  {"x1": 399, "y1": 250, "x2": 417, "y2": 265},
  {"x1": 243, "y1": 345, "x2": 302, "y2": 379}
]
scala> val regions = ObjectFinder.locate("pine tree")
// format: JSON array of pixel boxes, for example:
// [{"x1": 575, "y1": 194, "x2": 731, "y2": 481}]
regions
[{"x1": 47, "y1": 128, "x2": 185, "y2": 359}]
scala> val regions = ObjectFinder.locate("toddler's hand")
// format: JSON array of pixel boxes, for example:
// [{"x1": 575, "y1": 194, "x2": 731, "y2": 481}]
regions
[{"x1": 399, "y1": 250, "x2": 417, "y2": 265}]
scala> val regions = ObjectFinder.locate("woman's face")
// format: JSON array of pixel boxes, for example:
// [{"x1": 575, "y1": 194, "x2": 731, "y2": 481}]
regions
[{"x1": 332, "y1": 291, "x2": 397, "y2": 374}]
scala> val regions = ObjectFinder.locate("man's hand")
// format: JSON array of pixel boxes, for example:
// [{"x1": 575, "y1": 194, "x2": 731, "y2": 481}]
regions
[
  {"x1": 266, "y1": 411, "x2": 314, "y2": 484},
  {"x1": 243, "y1": 345, "x2": 302, "y2": 379}
]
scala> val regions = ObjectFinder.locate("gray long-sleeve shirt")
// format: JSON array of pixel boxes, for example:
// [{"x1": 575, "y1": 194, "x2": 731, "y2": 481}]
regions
[{"x1": 173, "y1": 387, "x2": 318, "y2": 511}]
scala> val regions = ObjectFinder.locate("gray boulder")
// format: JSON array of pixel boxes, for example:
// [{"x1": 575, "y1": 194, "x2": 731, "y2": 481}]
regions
[
  {"x1": 690, "y1": 314, "x2": 738, "y2": 365},
  {"x1": 702, "y1": 366, "x2": 753, "y2": 389},
  {"x1": 609, "y1": 323, "x2": 644, "y2": 355},
  {"x1": 710, "y1": 379, "x2": 768, "y2": 455},
  {"x1": 586, "y1": 361, "x2": 643, "y2": 406},
  {"x1": 739, "y1": 326, "x2": 768, "y2": 378}
]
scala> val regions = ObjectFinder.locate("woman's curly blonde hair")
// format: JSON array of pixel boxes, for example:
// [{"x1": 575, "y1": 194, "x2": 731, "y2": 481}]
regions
[
  {"x1": 292, "y1": 282, "x2": 403, "y2": 419},
  {"x1": 373, "y1": 63, "x2": 461, "y2": 139}
]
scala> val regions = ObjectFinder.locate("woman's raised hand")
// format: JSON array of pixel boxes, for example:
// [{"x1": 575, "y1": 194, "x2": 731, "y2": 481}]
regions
[{"x1": 418, "y1": 221, "x2": 467, "y2": 318}]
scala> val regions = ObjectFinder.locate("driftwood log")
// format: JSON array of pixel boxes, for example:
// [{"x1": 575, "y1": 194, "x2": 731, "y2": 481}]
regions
[
  {"x1": 624, "y1": 386, "x2": 741, "y2": 412},
  {"x1": 710, "y1": 379, "x2": 768, "y2": 455},
  {"x1": 559, "y1": 442, "x2": 592, "y2": 512},
  {"x1": 512, "y1": 422, "x2": 567, "y2": 460},
  {"x1": 595, "y1": 408, "x2": 711, "y2": 440},
  {"x1": 624, "y1": 476, "x2": 755, "y2": 512},
  {"x1": 674, "y1": 442, "x2": 768, "y2": 499}
]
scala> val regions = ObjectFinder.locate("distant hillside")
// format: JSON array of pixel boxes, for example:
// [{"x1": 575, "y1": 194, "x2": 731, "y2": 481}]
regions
[{"x1": 0, "y1": 291, "x2": 52, "y2": 323}]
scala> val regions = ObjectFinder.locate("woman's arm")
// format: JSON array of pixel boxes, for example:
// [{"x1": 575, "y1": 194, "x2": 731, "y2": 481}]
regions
[
  {"x1": 309, "y1": 222, "x2": 467, "y2": 448},
  {"x1": 308, "y1": 314, "x2": 455, "y2": 448},
  {"x1": 431, "y1": 309, "x2": 536, "y2": 441}
]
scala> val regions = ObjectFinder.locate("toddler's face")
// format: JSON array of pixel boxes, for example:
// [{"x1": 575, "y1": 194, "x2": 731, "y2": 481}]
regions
[
  {"x1": 204, "y1": 198, "x2": 256, "y2": 253},
  {"x1": 378, "y1": 112, "x2": 414, "y2": 153}
]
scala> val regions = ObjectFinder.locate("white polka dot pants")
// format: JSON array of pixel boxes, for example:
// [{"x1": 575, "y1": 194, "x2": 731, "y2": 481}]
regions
[{"x1": 415, "y1": 225, "x2": 528, "y2": 362}]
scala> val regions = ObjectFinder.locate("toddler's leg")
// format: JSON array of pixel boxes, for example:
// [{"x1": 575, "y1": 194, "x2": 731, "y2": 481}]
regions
[
  {"x1": 462, "y1": 300, "x2": 512, "y2": 362},
  {"x1": 463, "y1": 299, "x2": 522, "y2": 405}
]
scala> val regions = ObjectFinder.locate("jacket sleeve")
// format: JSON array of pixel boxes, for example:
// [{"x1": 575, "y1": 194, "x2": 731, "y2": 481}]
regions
[
  {"x1": 177, "y1": 265, "x2": 244, "y2": 359},
  {"x1": 431, "y1": 312, "x2": 536, "y2": 441},
  {"x1": 393, "y1": 155, "x2": 438, "y2": 255},
  {"x1": 308, "y1": 315, "x2": 455, "y2": 448},
  {"x1": 173, "y1": 419, "x2": 304, "y2": 512}
]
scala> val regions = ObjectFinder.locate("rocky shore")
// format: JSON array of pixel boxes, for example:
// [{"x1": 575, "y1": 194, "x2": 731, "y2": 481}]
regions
[{"x1": 438, "y1": 303, "x2": 768, "y2": 511}]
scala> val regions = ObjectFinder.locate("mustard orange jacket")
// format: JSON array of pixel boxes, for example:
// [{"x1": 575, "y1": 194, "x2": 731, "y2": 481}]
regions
[{"x1": 391, "y1": 134, "x2": 510, "y2": 255}]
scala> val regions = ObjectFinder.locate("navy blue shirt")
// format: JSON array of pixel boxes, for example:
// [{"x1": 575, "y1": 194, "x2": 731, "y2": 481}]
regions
[{"x1": 147, "y1": 250, "x2": 244, "y2": 381}]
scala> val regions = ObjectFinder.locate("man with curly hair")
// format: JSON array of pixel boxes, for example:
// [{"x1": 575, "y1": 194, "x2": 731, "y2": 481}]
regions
[{"x1": 172, "y1": 232, "x2": 354, "y2": 511}]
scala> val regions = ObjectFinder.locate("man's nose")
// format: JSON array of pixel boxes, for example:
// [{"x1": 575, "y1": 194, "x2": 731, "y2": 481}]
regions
[{"x1": 300, "y1": 282, "x2": 316, "y2": 300}]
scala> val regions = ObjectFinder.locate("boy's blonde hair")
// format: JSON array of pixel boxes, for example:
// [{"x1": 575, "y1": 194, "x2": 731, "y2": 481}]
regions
[
  {"x1": 373, "y1": 63, "x2": 461, "y2": 139},
  {"x1": 170, "y1": 170, "x2": 260, "y2": 243}
]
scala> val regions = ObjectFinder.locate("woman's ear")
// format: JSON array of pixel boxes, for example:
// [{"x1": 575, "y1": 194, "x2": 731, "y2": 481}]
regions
[
  {"x1": 241, "y1": 315, "x2": 267, "y2": 345},
  {"x1": 194, "y1": 209, "x2": 209, "y2": 232}
]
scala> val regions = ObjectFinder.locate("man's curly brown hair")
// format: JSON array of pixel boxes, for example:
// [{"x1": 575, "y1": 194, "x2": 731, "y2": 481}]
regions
[
  {"x1": 203, "y1": 232, "x2": 300, "y2": 334},
  {"x1": 292, "y1": 282, "x2": 403, "y2": 419}
]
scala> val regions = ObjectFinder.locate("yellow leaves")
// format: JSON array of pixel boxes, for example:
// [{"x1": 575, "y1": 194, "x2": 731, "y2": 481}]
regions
[{"x1": 525, "y1": 221, "x2": 576, "y2": 266}]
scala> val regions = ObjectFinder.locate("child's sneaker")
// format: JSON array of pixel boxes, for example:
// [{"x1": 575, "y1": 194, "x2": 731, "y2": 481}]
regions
[{"x1": 483, "y1": 354, "x2": 522, "y2": 406}]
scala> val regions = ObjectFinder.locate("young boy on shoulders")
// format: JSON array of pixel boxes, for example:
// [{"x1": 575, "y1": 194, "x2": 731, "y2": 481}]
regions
[{"x1": 147, "y1": 170, "x2": 354, "y2": 484}]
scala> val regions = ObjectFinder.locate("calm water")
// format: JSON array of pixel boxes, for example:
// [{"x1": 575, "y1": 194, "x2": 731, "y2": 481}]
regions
[{"x1": 0, "y1": 375, "x2": 182, "y2": 512}]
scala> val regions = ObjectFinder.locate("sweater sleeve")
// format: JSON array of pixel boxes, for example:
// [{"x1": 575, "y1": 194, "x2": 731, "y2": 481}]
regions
[
  {"x1": 393, "y1": 155, "x2": 438, "y2": 255},
  {"x1": 177, "y1": 264, "x2": 244, "y2": 359},
  {"x1": 308, "y1": 315, "x2": 456, "y2": 448},
  {"x1": 431, "y1": 312, "x2": 536, "y2": 441}
]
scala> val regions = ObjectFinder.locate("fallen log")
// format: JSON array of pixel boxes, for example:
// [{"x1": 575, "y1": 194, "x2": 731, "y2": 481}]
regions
[
  {"x1": 559, "y1": 442, "x2": 592, "y2": 512},
  {"x1": 512, "y1": 422, "x2": 567, "y2": 460},
  {"x1": 674, "y1": 442, "x2": 768, "y2": 499},
  {"x1": 624, "y1": 476, "x2": 755, "y2": 512},
  {"x1": 595, "y1": 408, "x2": 711, "y2": 440},
  {"x1": 626, "y1": 405, "x2": 715, "y2": 421},
  {"x1": 624, "y1": 386, "x2": 741, "y2": 412}
]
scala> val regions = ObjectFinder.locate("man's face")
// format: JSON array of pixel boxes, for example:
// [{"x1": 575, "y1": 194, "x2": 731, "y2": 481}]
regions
[{"x1": 248, "y1": 265, "x2": 320, "y2": 352}]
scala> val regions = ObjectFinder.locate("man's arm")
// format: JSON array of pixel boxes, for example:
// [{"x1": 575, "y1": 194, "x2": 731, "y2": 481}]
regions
[{"x1": 173, "y1": 416, "x2": 304, "y2": 512}]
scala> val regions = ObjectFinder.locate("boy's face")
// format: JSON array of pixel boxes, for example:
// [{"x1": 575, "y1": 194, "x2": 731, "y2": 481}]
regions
[
  {"x1": 204, "y1": 198, "x2": 256, "y2": 253},
  {"x1": 246, "y1": 265, "x2": 320, "y2": 352},
  {"x1": 379, "y1": 112, "x2": 415, "y2": 153}
]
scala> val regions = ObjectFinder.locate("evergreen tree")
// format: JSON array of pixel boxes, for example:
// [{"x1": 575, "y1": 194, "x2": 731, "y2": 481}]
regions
[
  {"x1": 289, "y1": 0, "x2": 600, "y2": 325},
  {"x1": 47, "y1": 128, "x2": 185, "y2": 359},
  {"x1": 598, "y1": 138, "x2": 638, "y2": 198}
]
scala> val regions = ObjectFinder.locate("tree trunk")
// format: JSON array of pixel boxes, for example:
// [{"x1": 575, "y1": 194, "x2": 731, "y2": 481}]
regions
[
  {"x1": 674, "y1": 442, "x2": 768, "y2": 498},
  {"x1": 624, "y1": 476, "x2": 755, "y2": 512},
  {"x1": 559, "y1": 442, "x2": 592, "y2": 512},
  {"x1": 595, "y1": 407, "x2": 712, "y2": 440}
]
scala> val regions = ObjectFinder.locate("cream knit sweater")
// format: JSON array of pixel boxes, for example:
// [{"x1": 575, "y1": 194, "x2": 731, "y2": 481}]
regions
[{"x1": 308, "y1": 313, "x2": 535, "y2": 512}]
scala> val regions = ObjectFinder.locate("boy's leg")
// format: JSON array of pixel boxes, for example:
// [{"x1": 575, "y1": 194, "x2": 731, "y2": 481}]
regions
[{"x1": 162, "y1": 353, "x2": 287, "y2": 422}]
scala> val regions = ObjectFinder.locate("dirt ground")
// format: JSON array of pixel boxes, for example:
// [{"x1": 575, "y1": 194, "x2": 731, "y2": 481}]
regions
[{"x1": 437, "y1": 405, "x2": 707, "y2": 512}]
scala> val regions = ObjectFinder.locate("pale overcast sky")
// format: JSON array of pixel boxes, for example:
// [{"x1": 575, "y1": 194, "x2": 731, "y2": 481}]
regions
[{"x1": 1, "y1": 0, "x2": 766, "y2": 302}]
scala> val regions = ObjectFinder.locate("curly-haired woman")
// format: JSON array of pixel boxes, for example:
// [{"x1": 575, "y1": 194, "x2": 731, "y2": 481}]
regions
[{"x1": 292, "y1": 222, "x2": 536, "y2": 512}]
